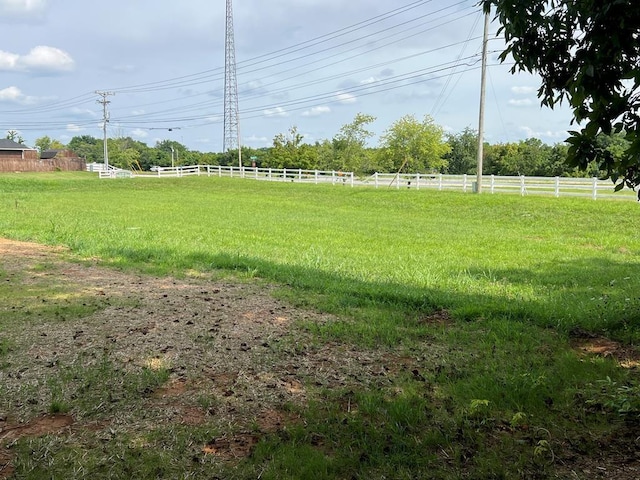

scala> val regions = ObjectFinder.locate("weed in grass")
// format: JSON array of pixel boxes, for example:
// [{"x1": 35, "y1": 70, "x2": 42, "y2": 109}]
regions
[{"x1": 0, "y1": 337, "x2": 12, "y2": 356}]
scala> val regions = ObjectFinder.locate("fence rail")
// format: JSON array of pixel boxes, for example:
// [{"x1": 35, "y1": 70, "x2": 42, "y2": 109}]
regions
[{"x1": 89, "y1": 164, "x2": 637, "y2": 201}]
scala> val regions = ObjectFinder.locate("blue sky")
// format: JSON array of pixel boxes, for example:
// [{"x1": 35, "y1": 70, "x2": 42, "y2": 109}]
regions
[{"x1": 0, "y1": 0, "x2": 574, "y2": 152}]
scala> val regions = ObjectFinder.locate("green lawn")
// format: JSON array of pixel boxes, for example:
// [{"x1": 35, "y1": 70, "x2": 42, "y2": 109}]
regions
[{"x1": 0, "y1": 172, "x2": 638, "y2": 479}]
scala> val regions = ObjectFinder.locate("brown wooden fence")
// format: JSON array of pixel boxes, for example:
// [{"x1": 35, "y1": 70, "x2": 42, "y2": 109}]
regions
[{"x1": 0, "y1": 157, "x2": 87, "y2": 173}]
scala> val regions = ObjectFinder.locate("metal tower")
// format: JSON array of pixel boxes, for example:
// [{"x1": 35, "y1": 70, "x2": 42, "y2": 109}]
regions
[{"x1": 223, "y1": 0, "x2": 241, "y2": 167}]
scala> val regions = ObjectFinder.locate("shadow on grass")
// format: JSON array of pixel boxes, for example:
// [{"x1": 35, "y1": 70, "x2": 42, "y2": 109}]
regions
[{"x1": 98, "y1": 246, "x2": 640, "y2": 343}]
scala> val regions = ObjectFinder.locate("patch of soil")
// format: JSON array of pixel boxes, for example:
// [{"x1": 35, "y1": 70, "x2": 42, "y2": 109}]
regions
[
  {"x1": 0, "y1": 414, "x2": 74, "y2": 442},
  {"x1": 0, "y1": 414, "x2": 74, "y2": 479},
  {"x1": 0, "y1": 238, "x2": 399, "y2": 469},
  {"x1": 570, "y1": 329, "x2": 640, "y2": 368},
  {"x1": 202, "y1": 433, "x2": 259, "y2": 460},
  {"x1": 419, "y1": 309, "x2": 452, "y2": 326}
]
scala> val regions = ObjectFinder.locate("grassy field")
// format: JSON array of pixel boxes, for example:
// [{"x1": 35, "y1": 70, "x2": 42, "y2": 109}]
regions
[{"x1": 0, "y1": 172, "x2": 639, "y2": 479}]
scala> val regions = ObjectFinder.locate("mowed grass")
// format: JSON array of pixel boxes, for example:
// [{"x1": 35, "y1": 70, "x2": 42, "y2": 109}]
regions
[
  {"x1": 1, "y1": 172, "x2": 639, "y2": 479},
  {"x1": 1, "y1": 172, "x2": 637, "y2": 339}
]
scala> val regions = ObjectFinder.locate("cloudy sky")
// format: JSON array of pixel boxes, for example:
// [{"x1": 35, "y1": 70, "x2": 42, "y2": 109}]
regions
[{"x1": 0, "y1": 0, "x2": 574, "y2": 152}]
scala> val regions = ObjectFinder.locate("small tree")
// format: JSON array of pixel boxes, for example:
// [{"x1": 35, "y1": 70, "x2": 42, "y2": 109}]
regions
[
  {"x1": 5, "y1": 130, "x2": 25, "y2": 144},
  {"x1": 379, "y1": 115, "x2": 450, "y2": 173},
  {"x1": 265, "y1": 126, "x2": 309, "y2": 169},
  {"x1": 445, "y1": 127, "x2": 478, "y2": 174},
  {"x1": 333, "y1": 113, "x2": 376, "y2": 173},
  {"x1": 35, "y1": 136, "x2": 65, "y2": 153}
]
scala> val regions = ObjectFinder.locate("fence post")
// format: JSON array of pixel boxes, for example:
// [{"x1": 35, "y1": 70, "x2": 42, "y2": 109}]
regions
[
  {"x1": 555, "y1": 176, "x2": 560, "y2": 197},
  {"x1": 520, "y1": 175, "x2": 526, "y2": 196},
  {"x1": 592, "y1": 177, "x2": 598, "y2": 200},
  {"x1": 438, "y1": 174, "x2": 443, "y2": 191},
  {"x1": 332, "y1": 171, "x2": 336, "y2": 185},
  {"x1": 254, "y1": 167, "x2": 258, "y2": 179},
  {"x1": 299, "y1": 168, "x2": 302, "y2": 181},
  {"x1": 490, "y1": 175, "x2": 495, "y2": 193},
  {"x1": 351, "y1": 172, "x2": 354, "y2": 187},
  {"x1": 463, "y1": 174, "x2": 468, "y2": 193},
  {"x1": 315, "y1": 170, "x2": 318, "y2": 185},
  {"x1": 374, "y1": 172, "x2": 379, "y2": 188},
  {"x1": 396, "y1": 174, "x2": 400, "y2": 189},
  {"x1": 268, "y1": 168, "x2": 272, "y2": 180}
]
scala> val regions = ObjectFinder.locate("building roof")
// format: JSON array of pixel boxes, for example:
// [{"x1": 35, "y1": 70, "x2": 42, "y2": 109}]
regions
[
  {"x1": 0, "y1": 139, "x2": 34, "y2": 150},
  {"x1": 40, "y1": 149, "x2": 60, "y2": 159}
]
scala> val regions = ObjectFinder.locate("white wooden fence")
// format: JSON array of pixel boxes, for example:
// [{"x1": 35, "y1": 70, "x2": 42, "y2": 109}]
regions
[
  {"x1": 97, "y1": 164, "x2": 356, "y2": 186},
  {"x1": 365, "y1": 173, "x2": 637, "y2": 200},
  {"x1": 90, "y1": 164, "x2": 637, "y2": 201}
]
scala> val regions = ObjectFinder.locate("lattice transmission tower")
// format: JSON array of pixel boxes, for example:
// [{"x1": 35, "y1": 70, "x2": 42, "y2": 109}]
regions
[{"x1": 223, "y1": 0, "x2": 241, "y2": 167}]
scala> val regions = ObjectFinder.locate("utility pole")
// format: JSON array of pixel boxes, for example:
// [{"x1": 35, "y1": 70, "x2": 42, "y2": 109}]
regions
[
  {"x1": 475, "y1": 11, "x2": 489, "y2": 193},
  {"x1": 223, "y1": 0, "x2": 242, "y2": 168},
  {"x1": 96, "y1": 91, "x2": 115, "y2": 170}
]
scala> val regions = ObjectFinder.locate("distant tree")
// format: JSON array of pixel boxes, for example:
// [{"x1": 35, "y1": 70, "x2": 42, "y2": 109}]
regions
[
  {"x1": 35, "y1": 136, "x2": 65, "y2": 152},
  {"x1": 5, "y1": 130, "x2": 25, "y2": 144},
  {"x1": 542, "y1": 143, "x2": 573, "y2": 177},
  {"x1": 154, "y1": 139, "x2": 187, "y2": 168},
  {"x1": 265, "y1": 126, "x2": 314, "y2": 169},
  {"x1": 379, "y1": 115, "x2": 450, "y2": 173},
  {"x1": 445, "y1": 127, "x2": 478, "y2": 174},
  {"x1": 333, "y1": 113, "x2": 377, "y2": 173},
  {"x1": 484, "y1": 139, "x2": 551, "y2": 176},
  {"x1": 314, "y1": 139, "x2": 336, "y2": 171},
  {"x1": 68, "y1": 135, "x2": 101, "y2": 163},
  {"x1": 482, "y1": 0, "x2": 640, "y2": 192}
]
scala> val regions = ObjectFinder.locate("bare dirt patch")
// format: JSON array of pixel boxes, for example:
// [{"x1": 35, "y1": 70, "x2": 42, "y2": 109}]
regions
[
  {"x1": 570, "y1": 328, "x2": 640, "y2": 369},
  {"x1": 0, "y1": 238, "x2": 399, "y2": 473}
]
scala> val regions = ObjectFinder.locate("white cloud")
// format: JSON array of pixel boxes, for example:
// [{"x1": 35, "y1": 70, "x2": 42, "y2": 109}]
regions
[
  {"x1": 21, "y1": 46, "x2": 74, "y2": 72},
  {"x1": 519, "y1": 126, "x2": 567, "y2": 140},
  {"x1": 0, "y1": 0, "x2": 47, "y2": 20},
  {"x1": 0, "y1": 85, "x2": 38, "y2": 104},
  {"x1": 0, "y1": 46, "x2": 74, "y2": 73},
  {"x1": 360, "y1": 76, "x2": 379, "y2": 85},
  {"x1": 263, "y1": 107, "x2": 288, "y2": 117},
  {"x1": 66, "y1": 124, "x2": 84, "y2": 132},
  {"x1": 245, "y1": 134, "x2": 270, "y2": 144},
  {"x1": 243, "y1": 80, "x2": 268, "y2": 95},
  {"x1": 511, "y1": 86, "x2": 537, "y2": 95},
  {"x1": 131, "y1": 128, "x2": 148, "y2": 138},
  {"x1": 335, "y1": 92, "x2": 357, "y2": 104},
  {"x1": 508, "y1": 98, "x2": 534, "y2": 107},
  {"x1": 0, "y1": 51, "x2": 19, "y2": 69},
  {"x1": 70, "y1": 107, "x2": 99, "y2": 119},
  {"x1": 302, "y1": 106, "x2": 331, "y2": 117}
]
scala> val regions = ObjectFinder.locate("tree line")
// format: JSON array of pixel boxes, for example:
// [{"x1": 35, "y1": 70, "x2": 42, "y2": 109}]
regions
[{"x1": 8, "y1": 112, "x2": 627, "y2": 179}]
